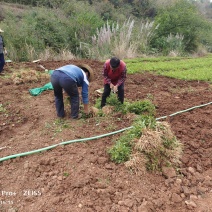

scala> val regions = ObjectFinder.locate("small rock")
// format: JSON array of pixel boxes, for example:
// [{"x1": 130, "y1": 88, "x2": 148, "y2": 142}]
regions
[
  {"x1": 123, "y1": 199, "x2": 134, "y2": 208},
  {"x1": 57, "y1": 176, "x2": 63, "y2": 181},
  {"x1": 182, "y1": 186, "x2": 190, "y2": 195},
  {"x1": 24, "y1": 161, "x2": 29, "y2": 169},
  {"x1": 137, "y1": 206, "x2": 148, "y2": 212},
  {"x1": 203, "y1": 176, "x2": 212, "y2": 186},
  {"x1": 185, "y1": 200, "x2": 197, "y2": 208},
  {"x1": 190, "y1": 195, "x2": 198, "y2": 200},
  {"x1": 197, "y1": 186, "x2": 208, "y2": 193},
  {"x1": 204, "y1": 176, "x2": 211, "y2": 181},
  {"x1": 194, "y1": 172, "x2": 204, "y2": 182},
  {"x1": 105, "y1": 164, "x2": 115, "y2": 170},
  {"x1": 8, "y1": 208, "x2": 17, "y2": 212},
  {"x1": 118, "y1": 201, "x2": 124, "y2": 206},
  {"x1": 196, "y1": 164, "x2": 203, "y2": 172},
  {"x1": 162, "y1": 167, "x2": 176, "y2": 178},
  {"x1": 171, "y1": 193, "x2": 182, "y2": 203},
  {"x1": 180, "y1": 193, "x2": 186, "y2": 198},
  {"x1": 175, "y1": 178, "x2": 182, "y2": 184},
  {"x1": 97, "y1": 157, "x2": 107, "y2": 164},
  {"x1": 187, "y1": 167, "x2": 195, "y2": 174}
]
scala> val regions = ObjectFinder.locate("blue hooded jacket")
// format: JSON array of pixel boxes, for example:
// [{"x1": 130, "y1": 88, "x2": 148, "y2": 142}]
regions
[{"x1": 55, "y1": 65, "x2": 89, "y2": 104}]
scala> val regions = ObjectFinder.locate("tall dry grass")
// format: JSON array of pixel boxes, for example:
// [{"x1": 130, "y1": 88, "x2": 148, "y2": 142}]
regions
[
  {"x1": 126, "y1": 121, "x2": 183, "y2": 172},
  {"x1": 38, "y1": 48, "x2": 76, "y2": 61},
  {"x1": 80, "y1": 18, "x2": 158, "y2": 60}
]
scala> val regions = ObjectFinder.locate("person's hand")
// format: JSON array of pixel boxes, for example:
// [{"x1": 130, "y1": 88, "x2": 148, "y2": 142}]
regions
[
  {"x1": 82, "y1": 104, "x2": 93, "y2": 119},
  {"x1": 110, "y1": 83, "x2": 114, "y2": 89},
  {"x1": 84, "y1": 108, "x2": 89, "y2": 114},
  {"x1": 113, "y1": 85, "x2": 118, "y2": 93},
  {"x1": 84, "y1": 104, "x2": 89, "y2": 114},
  {"x1": 81, "y1": 111, "x2": 93, "y2": 119}
]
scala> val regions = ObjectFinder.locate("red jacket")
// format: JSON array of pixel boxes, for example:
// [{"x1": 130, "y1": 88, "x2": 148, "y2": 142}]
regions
[{"x1": 103, "y1": 59, "x2": 127, "y2": 86}]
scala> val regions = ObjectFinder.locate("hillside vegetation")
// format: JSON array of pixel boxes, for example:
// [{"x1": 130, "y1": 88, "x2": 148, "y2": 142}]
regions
[{"x1": 0, "y1": 0, "x2": 212, "y2": 61}]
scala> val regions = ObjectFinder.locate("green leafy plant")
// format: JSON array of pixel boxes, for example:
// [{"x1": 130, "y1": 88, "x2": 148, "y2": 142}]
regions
[
  {"x1": 126, "y1": 55, "x2": 212, "y2": 82},
  {"x1": 0, "y1": 104, "x2": 6, "y2": 113},
  {"x1": 126, "y1": 100, "x2": 156, "y2": 116},
  {"x1": 108, "y1": 138, "x2": 132, "y2": 163},
  {"x1": 93, "y1": 95, "x2": 156, "y2": 150},
  {"x1": 44, "y1": 118, "x2": 70, "y2": 136},
  {"x1": 108, "y1": 114, "x2": 156, "y2": 164},
  {"x1": 106, "y1": 94, "x2": 126, "y2": 112},
  {"x1": 63, "y1": 172, "x2": 69, "y2": 177},
  {"x1": 95, "y1": 94, "x2": 156, "y2": 117},
  {"x1": 81, "y1": 111, "x2": 93, "y2": 119}
]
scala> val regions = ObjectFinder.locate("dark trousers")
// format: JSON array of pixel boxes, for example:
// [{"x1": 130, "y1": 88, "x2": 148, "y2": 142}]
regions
[
  {"x1": 101, "y1": 83, "x2": 124, "y2": 108},
  {"x1": 51, "y1": 70, "x2": 79, "y2": 118},
  {"x1": 0, "y1": 53, "x2": 5, "y2": 73}
]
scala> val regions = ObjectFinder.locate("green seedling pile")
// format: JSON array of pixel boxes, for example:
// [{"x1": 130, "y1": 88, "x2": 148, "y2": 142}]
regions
[{"x1": 100, "y1": 94, "x2": 183, "y2": 173}]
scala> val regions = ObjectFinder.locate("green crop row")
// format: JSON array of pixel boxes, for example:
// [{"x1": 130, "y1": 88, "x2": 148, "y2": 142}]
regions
[{"x1": 126, "y1": 54, "x2": 212, "y2": 82}]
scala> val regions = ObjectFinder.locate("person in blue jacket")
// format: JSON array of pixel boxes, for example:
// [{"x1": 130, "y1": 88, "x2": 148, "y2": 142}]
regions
[{"x1": 51, "y1": 64, "x2": 94, "y2": 119}]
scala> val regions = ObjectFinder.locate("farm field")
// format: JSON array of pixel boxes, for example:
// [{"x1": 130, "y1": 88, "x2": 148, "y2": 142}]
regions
[{"x1": 0, "y1": 58, "x2": 212, "y2": 212}]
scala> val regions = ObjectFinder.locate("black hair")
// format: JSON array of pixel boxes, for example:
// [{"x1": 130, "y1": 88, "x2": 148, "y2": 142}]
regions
[
  {"x1": 82, "y1": 68, "x2": 90, "y2": 78},
  {"x1": 110, "y1": 57, "x2": 120, "y2": 68}
]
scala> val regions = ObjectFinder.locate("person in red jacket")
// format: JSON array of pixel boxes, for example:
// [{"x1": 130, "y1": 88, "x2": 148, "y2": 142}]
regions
[{"x1": 101, "y1": 57, "x2": 127, "y2": 108}]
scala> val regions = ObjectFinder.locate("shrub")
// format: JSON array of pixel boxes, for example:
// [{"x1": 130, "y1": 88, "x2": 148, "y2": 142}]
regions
[{"x1": 151, "y1": 0, "x2": 209, "y2": 53}]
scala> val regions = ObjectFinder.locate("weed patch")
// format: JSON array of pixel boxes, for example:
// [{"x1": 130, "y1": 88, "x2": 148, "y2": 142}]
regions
[
  {"x1": 0, "y1": 104, "x2": 6, "y2": 113},
  {"x1": 44, "y1": 118, "x2": 70, "y2": 136}
]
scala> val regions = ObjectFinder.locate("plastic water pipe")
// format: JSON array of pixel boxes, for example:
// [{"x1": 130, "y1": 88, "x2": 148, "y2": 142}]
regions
[
  {"x1": 0, "y1": 128, "x2": 131, "y2": 162},
  {"x1": 0, "y1": 101, "x2": 211, "y2": 162}
]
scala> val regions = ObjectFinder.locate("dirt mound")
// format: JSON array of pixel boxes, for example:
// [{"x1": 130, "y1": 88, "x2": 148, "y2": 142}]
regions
[{"x1": 0, "y1": 59, "x2": 211, "y2": 211}]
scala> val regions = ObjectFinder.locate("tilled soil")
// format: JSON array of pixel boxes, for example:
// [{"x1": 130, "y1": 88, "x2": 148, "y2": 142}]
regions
[{"x1": 0, "y1": 59, "x2": 211, "y2": 212}]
